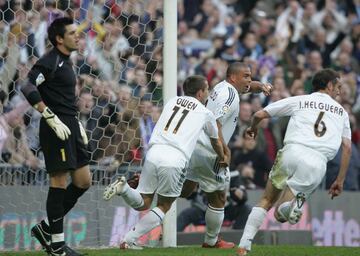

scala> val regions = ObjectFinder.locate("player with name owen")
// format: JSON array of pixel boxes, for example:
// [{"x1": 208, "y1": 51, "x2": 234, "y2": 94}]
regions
[
  {"x1": 21, "y1": 17, "x2": 90, "y2": 256},
  {"x1": 103, "y1": 75, "x2": 228, "y2": 249},
  {"x1": 236, "y1": 68, "x2": 352, "y2": 255}
]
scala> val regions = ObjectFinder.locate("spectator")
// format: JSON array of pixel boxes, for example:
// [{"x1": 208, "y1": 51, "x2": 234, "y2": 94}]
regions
[
  {"x1": 255, "y1": 117, "x2": 283, "y2": 163},
  {"x1": 231, "y1": 130, "x2": 272, "y2": 188},
  {"x1": 326, "y1": 142, "x2": 360, "y2": 191},
  {"x1": 226, "y1": 169, "x2": 252, "y2": 229},
  {"x1": 78, "y1": 90, "x2": 94, "y2": 136},
  {"x1": 0, "y1": 101, "x2": 39, "y2": 169},
  {"x1": 275, "y1": 0, "x2": 304, "y2": 52},
  {"x1": 236, "y1": 163, "x2": 257, "y2": 190},
  {"x1": 238, "y1": 101, "x2": 253, "y2": 136},
  {"x1": 137, "y1": 98, "x2": 155, "y2": 154},
  {"x1": 309, "y1": 0, "x2": 348, "y2": 44},
  {"x1": 0, "y1": 33, "x2": 20, "y2": 106},
  {"x1": 238, "y1": 31, "x2": 263, "y2": 60}
]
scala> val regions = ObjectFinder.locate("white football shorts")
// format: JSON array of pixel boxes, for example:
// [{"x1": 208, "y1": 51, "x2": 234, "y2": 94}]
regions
[
  {"x1": 269, "y1": 143, "x2": 327, "y2": 198},
  {"x1": 137, "y1": 144, "x2": 187, "y2": 197},
  {"x1": 186, "y1": 144, "x2": 230, "y2": 193}
]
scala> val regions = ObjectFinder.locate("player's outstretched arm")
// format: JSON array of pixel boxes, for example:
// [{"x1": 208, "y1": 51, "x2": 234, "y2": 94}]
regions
[
  {"x1": 329, "y1": 137, "x2": 351, "y2": 199},
  {"x1": 247, "y1": 109, "x2": 271, "y2": 139},
  {"x1": 249, "y1": 81, "x2": 273, "y2": 96}
]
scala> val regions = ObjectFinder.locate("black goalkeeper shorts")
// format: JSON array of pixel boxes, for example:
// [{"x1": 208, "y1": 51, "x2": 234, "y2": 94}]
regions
[{"x1": 40, "y1": 115, "x2": 90, "y2": 173}]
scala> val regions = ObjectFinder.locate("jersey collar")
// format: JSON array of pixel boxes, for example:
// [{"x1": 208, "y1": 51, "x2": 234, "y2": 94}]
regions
[{"x1": 54, "y1": 47, "x2": 71, "y2": 59}]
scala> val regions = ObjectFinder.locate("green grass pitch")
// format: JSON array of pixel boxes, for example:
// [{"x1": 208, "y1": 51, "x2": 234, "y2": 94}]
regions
[{"x1": 1, "y1": 245, "x2": 359, "y2": 256}]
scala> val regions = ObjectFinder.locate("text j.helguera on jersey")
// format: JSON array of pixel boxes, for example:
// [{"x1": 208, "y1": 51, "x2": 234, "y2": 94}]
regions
[{"x1": 299, "y1": 101, "x2": 344, "y2": 116}]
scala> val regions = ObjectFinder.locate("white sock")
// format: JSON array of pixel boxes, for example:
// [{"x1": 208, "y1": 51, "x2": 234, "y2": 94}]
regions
[
  {"x1": 123, "y1": 207, "x2": 165, "y2": 244},
  {"x1": 204, "y1": 205, "x2": 224, "y2": 246},
  {"x1": 121, "y1": 183, "x2": 144, "y2": 209},
  {"x1": 44, "y1": 219, "x2": 49, "y2": 226},
  {"x1": 239, "y1": 207, "x2": 267, "y2": 250},
  {"x1": 51, "y1": 233, "x2": 64, "y2": 243}
]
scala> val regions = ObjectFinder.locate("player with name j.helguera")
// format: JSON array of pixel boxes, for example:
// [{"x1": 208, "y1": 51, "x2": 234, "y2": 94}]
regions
[{"x1": 237, "y1": 68, "x2": 352, "y2": 255}]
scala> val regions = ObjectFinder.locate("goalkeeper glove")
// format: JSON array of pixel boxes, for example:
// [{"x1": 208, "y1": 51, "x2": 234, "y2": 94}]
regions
[
  {"x1": 42, "y1": 107, "x2": 71, "y2": 141},
  {"x1": 78, "y1": 121, "x2": 88, "y2": 145}
]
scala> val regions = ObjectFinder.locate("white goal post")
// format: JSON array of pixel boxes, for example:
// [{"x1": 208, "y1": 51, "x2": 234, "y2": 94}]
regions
[{"x1": 162, "y1": 0, "x2": 178, "y2": 248}]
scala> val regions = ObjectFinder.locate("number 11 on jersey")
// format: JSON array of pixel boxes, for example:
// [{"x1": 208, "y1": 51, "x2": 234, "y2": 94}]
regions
[{"x1": 164, "y1": 106, "x2": 189, "y2": 134}]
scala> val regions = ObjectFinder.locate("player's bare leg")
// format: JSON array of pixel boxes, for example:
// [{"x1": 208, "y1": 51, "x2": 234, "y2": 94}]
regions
[
  {"x1": 121, "y1": 195, "x2": 176, "y2": 249},
  {"x1": 237, "y1": 179, "x2": 282, "y2": 255},
  {"x1": 70, "y1": 165, "x2": 92, "y2": 189},
  {"x1": 180, "y1": 179, "x2": 198, "y2": 198},
  {"x1": 202, "y1": 190, "x2": 235, "y2": 249}
]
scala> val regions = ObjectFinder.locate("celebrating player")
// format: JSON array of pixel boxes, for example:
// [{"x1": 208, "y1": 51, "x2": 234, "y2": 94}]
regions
[
  {"x1": 237, "y1": 69, "x2": 351, "y2": 255},
  {"x1": 103, "y1": 75, "x2": 227, "y2": 249},
  {"x1": 21, "y1": 18, "x2": 90, "y2": 256},
  {"x1": 181, "y1": 62, "x2": 273, "y2": 248}
]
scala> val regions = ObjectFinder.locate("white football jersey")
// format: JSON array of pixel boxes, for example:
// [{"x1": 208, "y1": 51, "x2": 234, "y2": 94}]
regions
[
  {"x1": 197, "y1": 80, "x2": 240, "y2": 153},
  {"x1": 149, "y1": 96, "x2": 219, "y2": 160},
  {"x1": 264, "y1": 92, "x2": 351, "y2": 161}
]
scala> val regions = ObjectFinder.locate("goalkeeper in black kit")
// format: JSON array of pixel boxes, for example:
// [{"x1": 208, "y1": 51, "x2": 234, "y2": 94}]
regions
[{"x1": 21, "y1": 17, "x2": 90, "y2": 256}]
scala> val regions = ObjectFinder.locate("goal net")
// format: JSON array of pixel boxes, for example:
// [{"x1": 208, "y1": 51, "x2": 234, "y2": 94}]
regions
[{"x1": 0, "y1": 0, "x2": 169, "y2": 251}]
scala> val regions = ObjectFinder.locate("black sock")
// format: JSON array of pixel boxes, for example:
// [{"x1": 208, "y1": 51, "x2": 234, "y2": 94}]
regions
[
  {"x1": 63, "y1": 183, "x2": 89, "y2": 216},
  {"x1": 46, "y1": 187, "x2": 65, "y2": 235}
]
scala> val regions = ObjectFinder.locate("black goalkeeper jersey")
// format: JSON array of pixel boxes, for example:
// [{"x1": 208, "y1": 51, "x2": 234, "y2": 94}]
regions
[{"x1": 27, "y1": 47, "x2": 77, "y2": 116}]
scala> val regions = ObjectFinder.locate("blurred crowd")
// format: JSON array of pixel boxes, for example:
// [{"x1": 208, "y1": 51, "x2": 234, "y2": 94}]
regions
[{"x1": 0, "y1": 0, "x2": 359, "y2": 190}]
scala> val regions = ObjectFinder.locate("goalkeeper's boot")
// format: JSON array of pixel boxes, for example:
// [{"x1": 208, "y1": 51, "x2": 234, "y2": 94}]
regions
[
  {"x1": 31, "y1": 220, "x2": 51, "y2": 253},
  {"x1": 288, "y1": 192, "x2": 306, "y2": 224},
  {"x1": 103, "y1": 176, "x2": 127, "y2": 201},
  {"x1": 120, "y1": 241, "x2": 143, "y2": 250},
  {"x1": 202, "y1": 237, "x2": 235, "y2": 248},
  {"x1": 50, "y1": 244, "x2": 85, "y2": 256}
]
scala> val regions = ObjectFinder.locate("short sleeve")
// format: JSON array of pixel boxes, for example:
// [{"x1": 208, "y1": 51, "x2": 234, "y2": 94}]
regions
[
  {"x1": 27, "y1": 56, "x2": 52, "y2": 87},
  {"x1": 342, "y1": 113, "x2": 352, "y2": 140},
  {"x1": 264, "y1": 96, "x2": 299, "y2": 117},
  {"x1": 204, "y1": 112, "x2": 219, "y2": 139},
  {"x1": 211, "y1": 87, "x2": 236, "y2": 121}
]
